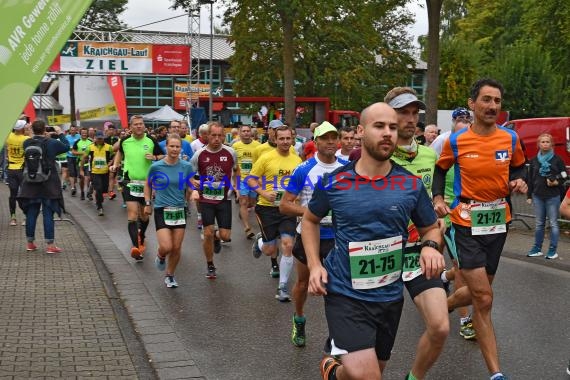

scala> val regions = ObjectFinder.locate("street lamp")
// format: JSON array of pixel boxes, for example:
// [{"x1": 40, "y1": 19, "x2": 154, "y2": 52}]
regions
[{"x1": 199, "y1": 0, "x2": 215, "y2": 121}]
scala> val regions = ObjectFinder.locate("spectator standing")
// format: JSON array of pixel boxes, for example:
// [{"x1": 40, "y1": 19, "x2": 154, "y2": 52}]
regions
[
  {"x1": 526, "y1": 133, "x2": 566, "y2": 259},
  {"x1": 18, "y1": 120, "x2": 69, "y2": 253}
]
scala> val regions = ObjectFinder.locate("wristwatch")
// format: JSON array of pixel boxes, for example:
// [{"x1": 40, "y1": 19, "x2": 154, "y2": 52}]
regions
[
  {"x1": 421, "y1": 239, "x2": 440, "y2": 251},
  {"x1": 145, "y1": 200, "x2": 151, "y2": 206}
]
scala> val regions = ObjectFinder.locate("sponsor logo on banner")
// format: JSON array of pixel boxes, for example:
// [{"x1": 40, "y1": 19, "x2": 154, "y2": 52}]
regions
[
  {"x1": 50, "y1": 42, "x2": 190, "y2": 74},
  {"x1": 48, "y1": 104, "x2": 118, "y2": 125},
  {"x1": 173, "y1": 82, "x2": 211, "y2": 110}
]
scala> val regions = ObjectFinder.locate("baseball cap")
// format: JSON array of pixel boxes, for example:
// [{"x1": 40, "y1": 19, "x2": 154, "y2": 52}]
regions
[
  {"x1": 314, "y1": 121, "x2": 338, "y2": 139},
  {"x1": 452, "y1": 107, "x2": 471, "y2": 119},
  {"x1": 104, "y1": 121, "x2": 115, "y2": 128},
  {"x1": 268, "y1": 119, "x2": 284, "y2": 129},
  {"x1": 95, "y1": 130, "x2": 105, "y2": 138},
  {"x1": 13, "y1": 120, "x2": 26, "y2": 130},
  {"x1": 388, "y1": 93, "x2": 426, "y2": 110}
]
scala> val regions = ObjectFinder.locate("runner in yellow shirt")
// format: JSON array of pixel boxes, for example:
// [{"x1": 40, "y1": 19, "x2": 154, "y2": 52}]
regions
[
  {"x1": 82, "y1": 131, "x2": 113, "y2": 216},
  {"x1": 232, "y1": 124, "x2": 260, "y2": 239},
  {"x1": 5, "y1": 120, "x2": 29, "y2": 225},
  {"x1": 247, "y1": 126, "x2": 302, "y2": 301}
]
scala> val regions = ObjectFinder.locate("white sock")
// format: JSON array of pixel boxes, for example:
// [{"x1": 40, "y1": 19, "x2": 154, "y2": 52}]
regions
[
  {"x1": 279, "y1": 255, "x2": 294, "y2": 285},
  {"x1": 257, "y1": 238, "x2": 263, "y2": 251},
  {"x1": 440, "y1": 270, "x2": 448, "y2": 282}
]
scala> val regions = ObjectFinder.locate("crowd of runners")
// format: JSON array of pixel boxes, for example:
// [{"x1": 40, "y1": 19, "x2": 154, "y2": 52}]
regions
[{"x1": 6, "y1": 77, "x2": 563, "y2": 379}]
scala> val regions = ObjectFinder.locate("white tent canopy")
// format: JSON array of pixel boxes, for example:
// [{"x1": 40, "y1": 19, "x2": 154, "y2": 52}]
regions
[{"x1": 142, "y1": 105, "x2": 184, "y2": 121}]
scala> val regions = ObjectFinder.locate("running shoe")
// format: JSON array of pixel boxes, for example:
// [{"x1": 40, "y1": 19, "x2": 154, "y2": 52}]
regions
[
  {"x1": 71, "y1": 187, "x2": 77, "y2": 197},
  {"x1": 164, "y1": 275, "x2": 178, "y2": 288},
  {"x1": 155, "y1": 255, "x2": 166, "y2": 271},
  {"x1": 291, "y1": 314, "x2": 306, "y2": 347},
  {"x1": 131, "y1": 247, "x2": 143, "y2": 261},
  {"x1": 10, "y1": 215, "x2": 17, "y2": 226},
  {"x1": 245, "y1": 228, "x2": 255, "y2": 240},
  {"x1": 214, "y1": 238, "x2": 222, "y2": 254},
  {"x1": 62, "y1": 184, "x2": 67, "y2": 191},
  {"x1": 270, "y1": 264, "x2": 280, "y2": 278},
  {"x1": 87, "y1": 192, "x2": 93, "y2": 201},
  {"x1": 566, "y1": 360, "x2": 570, "y2": 375},
  {"x1": 97, "y1": 208, "x2": 104, "y2": 216},
  {"x1": 545, "y1": 248, "x2": 558, "y2": 260},
  {"x1": 108, "y1": 191, "x2": 116, "y2": 200},
  {"x1": 46, "y1": 246, "x2": 63, "y2": 254},
  {"x1": 527, "y1": 246, "x2": 543, "y2": 257},
  {"x1": 26, "y1": 242, "x2": 37, "y2": 252},
  {"x1": 121, "y1": 202, "x2": 127, "y2": 208},
  {"x1": 320, "y1": 356, "x2": 341, "y2": 380},
  {"x1": 252, "y1": 233, "x2": 263, "y2": 258},
  {"x1": 206, "y1": 265, "x2": 217, "y2": 279},
  {"x1": 80, "y1": 193, "x2": 85, "y2": 201},
  {"x1": 460, "y1": 317, "x2": 476, "y2": 340},
  {"x1": 276, "y1": 284, "x2": 290, "y2": 302}
]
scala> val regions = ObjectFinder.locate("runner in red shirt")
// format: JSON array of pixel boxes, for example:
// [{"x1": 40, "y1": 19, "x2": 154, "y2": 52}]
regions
[{"x1": 190, "y1": 122, "x2": 238, "y2": 279}]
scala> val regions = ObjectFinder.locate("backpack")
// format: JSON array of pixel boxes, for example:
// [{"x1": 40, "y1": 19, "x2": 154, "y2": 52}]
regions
[{"x1": 23, "y1": 137, "x2": 51, "y2": 183}]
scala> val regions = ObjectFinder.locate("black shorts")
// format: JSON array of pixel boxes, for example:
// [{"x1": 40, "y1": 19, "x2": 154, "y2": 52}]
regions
[
  {"x1": 91, "y1": 173, "x2": 109, "y2": 193},
  {"x1": 292, "y1": 233, "x2": 335, "y2": 265},
  {"x1": 67, "y1": 157, "x2": 78, "y2": 177},
  {"x1": 123, "y1": 182, "x2": 145, "y2": 204},
  {"x1": 200, "y1": 200, "x2": 232, "y2": 229},
  {"x1": 453, "y1": 223, "x2": 508, "y2": 275},
  {"x1": 154, "y1": 207, "x2": 188, "y2": 230},
  {"x1": 254, "y1": 205, "x2": 296, "y2": 242},
  {"x1": 404, "y1": 274, "x2": 444, "y2": 299},
  {"x1": 324, "y1": 293, "x2": 403, "y2": 361}
]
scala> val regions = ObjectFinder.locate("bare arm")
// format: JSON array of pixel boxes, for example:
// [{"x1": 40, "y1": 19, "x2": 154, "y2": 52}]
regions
[
  {"x1": 416, "y1": 222, "x2": 445, "y2": 279},
  {"x1": 301, "y1": 209, "x2": 327, "y2": 295},
  {"x1": 279, "y1": 191, "x2": 305, "y2": 216}
]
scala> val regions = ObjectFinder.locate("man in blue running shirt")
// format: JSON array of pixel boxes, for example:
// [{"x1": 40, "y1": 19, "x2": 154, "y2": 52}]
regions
[{"x1": 302, "y1": 102, "x2": 445, "y2": 380}]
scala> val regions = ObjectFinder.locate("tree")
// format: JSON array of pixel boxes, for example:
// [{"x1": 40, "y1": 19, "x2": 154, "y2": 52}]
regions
[
  {"x1": 437, "y1": 36, "x2": 480, "y2": 109},
  {"x1": 486, "y1": 41, "x2": 564, "y2": 119},
  {"x1": 78, "y1": 0, "x2": 128, "y2": 32},
  {"x1": 172, "y1": 0, "x2": 416, "y2": 119},
  {"x1": 425, "y1": 0, "x2": 443, "y2": 124}
]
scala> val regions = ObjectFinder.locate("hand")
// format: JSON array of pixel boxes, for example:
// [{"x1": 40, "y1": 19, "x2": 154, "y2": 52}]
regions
[
  {"x1": 308, "y1": 265, "x2": 328, "y2": 296},
  {"x1": 261, "y1": 191, "x2": 276, "y2": 203},
  {"x1": 546, "y1": 178, "x2": 559, "y2": 187},
  {"x1": 420, "y1": 247, "x2": 445, "y2": 279},
  {"x1": 433, "y1": 197, "x2": 451, "y2": 218},
  {"x1": 143, "y1": 205, "x2": 152, "y2": 216},
  {"x1": 144, "y1": 153, "x2": 155, "y2": 160},
  {"x1": 109, "y1": 164, "x2": 118, "y2": 173},
  {"x1": 526, "y1": 198, "x2": 532, "y2": 205},
  {"x1": 509, "y1": 178, "x2": 527, "y2": 194}
]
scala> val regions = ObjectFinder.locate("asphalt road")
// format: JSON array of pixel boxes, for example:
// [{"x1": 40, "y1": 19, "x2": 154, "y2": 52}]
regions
[{"x1": 70, "y1": 195, "x2": 570, "y2": 380}]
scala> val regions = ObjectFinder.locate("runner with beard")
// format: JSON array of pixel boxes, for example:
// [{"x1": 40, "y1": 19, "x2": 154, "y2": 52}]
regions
[{"x1": 302, "y1": 102, "x2": 444, "y2": 380}]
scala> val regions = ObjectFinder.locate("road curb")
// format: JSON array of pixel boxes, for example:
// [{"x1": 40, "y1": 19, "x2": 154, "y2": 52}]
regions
[{"x1": 64, "y1": 199, "x2": 205, "y2": 380}]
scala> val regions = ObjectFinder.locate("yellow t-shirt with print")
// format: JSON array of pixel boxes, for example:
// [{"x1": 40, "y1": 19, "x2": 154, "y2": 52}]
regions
[
  {"x1": 233, "y1": 140, "x2": 260, "y2": 175},
  {"x1": 250, "y1": 148, "x2": 302, "y2": 207},
  {"x1": 252, "y1": 142, "x2": 297, "y2": 163},
  {"x1": 88, "y1": 143, "x2": 113, "y2": 175},
  {"x1": 5, "y1": 132, "x2": 29, "y2": 169}
]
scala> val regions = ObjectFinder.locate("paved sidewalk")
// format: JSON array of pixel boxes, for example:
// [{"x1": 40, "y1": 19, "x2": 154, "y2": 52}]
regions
[{"x1": 0, "y1": 184, "x2": 155, "y2": 379}]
